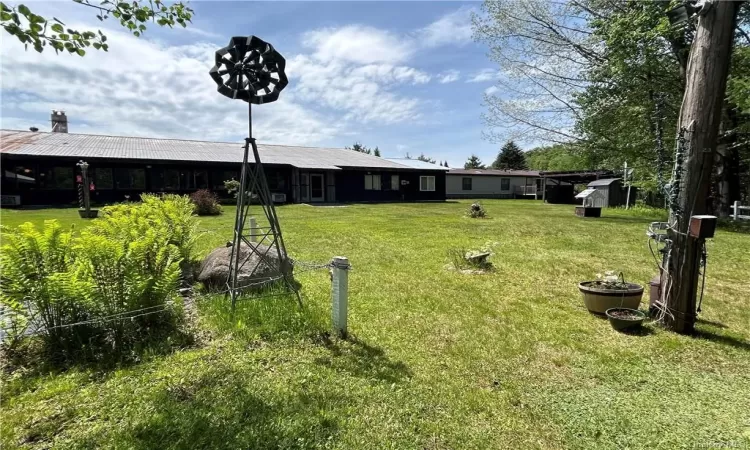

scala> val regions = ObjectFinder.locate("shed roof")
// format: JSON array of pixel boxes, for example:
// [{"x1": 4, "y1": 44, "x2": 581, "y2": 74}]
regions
[
  {"x1": 0, "y1": 130, "x2": 413, "y2": 171},
  {"x1": 588, "y1": 178, "x2": 621, "y2": 187},
  {"x1": 384, "y1": 158, "x2": 449, "y2": 171},
  {"x1": 447, "y1": 168, "x2": 540, "y2": 177}
]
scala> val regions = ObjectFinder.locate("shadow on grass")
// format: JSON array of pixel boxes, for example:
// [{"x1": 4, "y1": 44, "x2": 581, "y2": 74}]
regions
[
  {"x1": 615, "y1": 325, "x2": 657, "y2": 336},
  {"x1": 314, "y1": 334, "x2": 412, "y2": 384},
  {"x1": 693, "y1": 330, "x2": 750, "y2": 352},
  {"x1": 63, "y1": 365, "x2": 344, "y2": 449},
  {"x1": 697, "y1": 318, "x2": 728, "y2": 329}
]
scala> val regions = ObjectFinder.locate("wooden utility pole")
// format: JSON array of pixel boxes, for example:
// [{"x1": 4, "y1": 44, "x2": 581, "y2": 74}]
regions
[{"x1": 662, "y1": 0, "x2": 739, "y2": 333}]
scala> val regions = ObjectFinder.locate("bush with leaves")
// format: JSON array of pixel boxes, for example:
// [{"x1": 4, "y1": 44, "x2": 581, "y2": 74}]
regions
[
  {"x1": 466, "y1": 202, "x2": 487, "y2": 218},
  {"x1": 190, "y1": 189, "x2": 222, "y2": 216},
  {"x1": 0, "y1": 195, "x2": 197, "y2": 363},
  {"x1": 0, "y1": 221, "x2": 91, "y2": 356}
]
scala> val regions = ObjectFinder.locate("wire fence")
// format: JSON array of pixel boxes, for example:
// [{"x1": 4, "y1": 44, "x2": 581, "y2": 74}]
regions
[{"x1": 0, "y1": 256, "x2": 343, "y2": 341}]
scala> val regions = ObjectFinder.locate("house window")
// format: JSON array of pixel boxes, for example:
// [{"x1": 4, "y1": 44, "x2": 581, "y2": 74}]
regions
[
  {"x1": 365, "y1": 174, "x2": 381, "y2": 190},
  {"x1": 93, "y1": 168, "x2": 114, "y2": 189},
  {"x1": 501, "y1": 178, "x2": 510, "y2": 191},
  {"x1": 39, "y1": 167, "x2": 74, "y2": 189},
  {"x1": 212, "y1": 170, "x2": 238, "y2": 190},
  {"x1": 390, "y1": 174, "x2": 399, "y2": 190},
  {"x1": 114, "y1": 168, "x2": 146, "y2": 189},
  {"x1": 420, "y1": 176, "x2": 435, "y2": 192},
  {"x1": 462, "y1": 177, "x2": 472, "y2": 191},
  {"x1": 163, "y1": 169, "x2": 180, "y2": 190},
  {"x1": 194, "y1": 170, "x2": 208, "y2": 189}
]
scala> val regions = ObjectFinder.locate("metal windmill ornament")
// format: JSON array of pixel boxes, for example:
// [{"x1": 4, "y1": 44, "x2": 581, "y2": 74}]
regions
[
  {"x1": 209, "y1": 35, "x2": 297, "y2": 308},
  {"x1": 209, "y1": 36, "x2": 288, "y2": 104}
]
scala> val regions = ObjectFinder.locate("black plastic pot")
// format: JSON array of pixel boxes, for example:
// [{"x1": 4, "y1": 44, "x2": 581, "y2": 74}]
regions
[
  {"x1": 78, "y1": 209, "x2": 99, "y2": 219},
  {"x1": 605, "y1": 308, "x2": 646, "y2": 331}
]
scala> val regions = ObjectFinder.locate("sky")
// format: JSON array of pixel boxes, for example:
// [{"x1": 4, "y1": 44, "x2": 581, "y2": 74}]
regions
[{"x1": 0, "y1": 1, "x2": 511, "y2": 167}]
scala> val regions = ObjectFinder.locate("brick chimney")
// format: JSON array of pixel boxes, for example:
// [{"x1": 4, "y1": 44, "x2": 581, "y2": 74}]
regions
[{"x1": 51, "y1": 110, "x2": 68, "y2": 133}]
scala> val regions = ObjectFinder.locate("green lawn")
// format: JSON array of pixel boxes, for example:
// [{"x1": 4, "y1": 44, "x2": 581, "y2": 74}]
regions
[{"x1": 2, "y1": 201, "x2": 749, "y2": 449}]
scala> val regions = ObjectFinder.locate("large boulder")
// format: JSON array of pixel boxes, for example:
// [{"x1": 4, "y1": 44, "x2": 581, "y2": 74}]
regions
[{"x1": 197, "y1": 242, "x2": 293, "y2": 291}]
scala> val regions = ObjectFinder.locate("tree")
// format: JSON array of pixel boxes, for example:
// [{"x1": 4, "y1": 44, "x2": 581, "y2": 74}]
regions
[
  {"x1": 662, "y1": 1, "x2": 740, "y2": 334},
  {"x1": 373, "y1": 147, "x2": 381, "y2": 157},
  {"x1": 417, "y1": 153, "x2": 436, "y2": 164},
  {"x1": 0, "y1": 0, "x2": 193, "y2": 56},
  {"x1": 443, "y1": 161, "x2": 450, "y2": 168},
  {"x1": 464, "y1": 155, "x2": 485, "y2": 169},
  {"x1": 492, "y1": 141, "x2": 528, "y2": 170},
  {"x1": 346, "y1": 143, "x2": 371, "y2": 155},
  {"x1": 526, "y1": 144, "x2": 589, "y2": 171}
]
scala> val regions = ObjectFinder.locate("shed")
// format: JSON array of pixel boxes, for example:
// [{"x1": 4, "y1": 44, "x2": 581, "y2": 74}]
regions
[
  {"x1": 586, "y1": 178, "x2": 635, "y2": 207},
  {"x1": 575, "y1": 188, "x2": 607, "y2": 208}
]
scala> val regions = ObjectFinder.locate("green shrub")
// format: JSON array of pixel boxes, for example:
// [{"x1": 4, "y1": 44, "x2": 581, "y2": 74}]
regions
[
  {"x1": 0, "y1": 221, "x2": 91, "y2": 355},
  {"x1": 190, "y1": 189, "x2": 222, "y2": 216},
  {"x1": 0, "y1": 195, "x2": 198, "y2": 363},
  {"x1": 466, "y1": 202, "x2": 487, "y2": 218},
  {"x1": 91, "y1": 193, "x2": 199, "y2": 262}
]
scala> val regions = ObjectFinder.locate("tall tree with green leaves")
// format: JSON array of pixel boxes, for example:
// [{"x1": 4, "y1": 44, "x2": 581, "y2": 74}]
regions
[
  {"x1": 464, "y1": 154, "x2": 485, "y2": 169},
  {"x1": 0, "y1": 0, "x2": 193, "y2": 56},
  {"x1": 416, "y1": 153, "x2": 436, "y2": 164},
  {"x1": 492, "y1": 141, "x2": 528, "y2": 170},
  {"x1": 373, "y1": 147, "x2": 381, "y2": 157}
]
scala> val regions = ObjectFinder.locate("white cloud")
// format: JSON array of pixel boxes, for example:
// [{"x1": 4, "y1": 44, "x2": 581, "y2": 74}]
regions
[
  {"x1": 437, "y1": 70, "x2": 460, "y2": 84},
  {"x1": 484, "y1": 86, "x2": 499, "y2": 96},
  {"x1": 0, "y1": 25, "x2": 343, "y2": 145},
  {"x1": 416, "y1": 7, "x2": 474, "y2": 47},
  {"x1": 467, "y1": 68, "x2": 498, "y2": 83},
  {"x1": 302, "y1": 25, "x2": 413, "y2": 65},
  {"x1": 1, "y1": 6, "x2": 481, "y2": 143}
]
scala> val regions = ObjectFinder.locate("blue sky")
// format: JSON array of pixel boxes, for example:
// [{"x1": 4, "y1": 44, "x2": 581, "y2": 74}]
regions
[{"x1": 0, "y1": 1, "x2": 510, "y2": 167}]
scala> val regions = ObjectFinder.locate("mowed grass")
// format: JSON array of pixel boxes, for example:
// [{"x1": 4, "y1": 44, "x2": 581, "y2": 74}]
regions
[{"x1": 1, "y1": 200, "x2": 749, "y2": 449}]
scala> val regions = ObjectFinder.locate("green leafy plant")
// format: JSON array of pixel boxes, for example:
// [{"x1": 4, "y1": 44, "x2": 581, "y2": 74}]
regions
[
  {"x1": 0, "y1": 221, "x2": 93, "y2": 356},
  {"x1": 0, "y1": 0, "x2": 193, "y2": 56},
  {"x1": 466, "y1": 202, "x2": 487, "y2": 218},
  {"x1": 0, "y1": 195, "x2": 197, "y2": 363},
  {"x1": 190, "y1": 189, "x2": 222, "y2": 216},
  {"x1": 447, "y1": 241, "x2": 499, "y2": 272}
]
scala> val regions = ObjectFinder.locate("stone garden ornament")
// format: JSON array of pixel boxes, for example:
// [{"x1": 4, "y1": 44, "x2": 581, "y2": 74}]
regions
[{"x1": 208, "y1": 35, "x2": 298, "y2": 308}]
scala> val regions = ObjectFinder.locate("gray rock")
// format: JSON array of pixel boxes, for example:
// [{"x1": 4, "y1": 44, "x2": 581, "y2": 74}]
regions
[{"x1": 197, "y1": 242, "x2": 293, "y2": 291}]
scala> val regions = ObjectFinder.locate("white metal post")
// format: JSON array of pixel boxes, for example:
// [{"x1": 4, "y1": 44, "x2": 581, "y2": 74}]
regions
[
  {"x1": 249, "y1": 216, "x2": 257, "y2": 243},
  {"x1": 331, "y1": 256, "x2": 350, "y2": 338},
  {"x1": 733, "y1": 200, "x2": 740, "y2": 221}
]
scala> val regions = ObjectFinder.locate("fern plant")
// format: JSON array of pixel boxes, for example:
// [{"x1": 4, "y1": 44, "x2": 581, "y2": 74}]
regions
[{"x1": 0, "y1": 221, "x2": 92, "y2": 353}]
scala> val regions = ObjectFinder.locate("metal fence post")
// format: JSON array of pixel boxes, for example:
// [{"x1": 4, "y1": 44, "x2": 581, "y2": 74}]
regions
[
  {"x1": 733, "y1": 200, "x2": 740, "y2": 221},
  {"x1": 249, "y1": 216, "x2": 257, "y2": 243},
  {"x1": 331, "y1": 256, "x2": 350, "y2": 338}
]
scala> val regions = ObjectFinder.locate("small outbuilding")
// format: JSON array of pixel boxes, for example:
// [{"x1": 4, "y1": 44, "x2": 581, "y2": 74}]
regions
[{"x1": 586, "y1": 178, "x2": 635, "y2": 207}]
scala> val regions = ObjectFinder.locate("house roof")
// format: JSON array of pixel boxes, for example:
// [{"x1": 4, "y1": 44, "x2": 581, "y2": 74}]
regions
[
  {"x1": 0, "y1": 130, "x2": 414, "y2": 171},
  {"x1": 447, "y1": 168, "x2": 540, "y2": 177},
  {"x1": 588, "y1": 178, "x2": 621, "y2": 187},
  {"x1": 384, "y1": 158, "x2": 449, "y2": 171}
]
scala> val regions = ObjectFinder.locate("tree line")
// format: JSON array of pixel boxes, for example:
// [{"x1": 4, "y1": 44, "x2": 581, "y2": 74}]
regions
[{"x1": 472, "y1": 0, "x2": 750, "y2": 212}]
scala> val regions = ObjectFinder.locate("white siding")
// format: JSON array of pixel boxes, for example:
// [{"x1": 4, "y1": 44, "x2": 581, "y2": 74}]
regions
[{"x1": 446, "y1": 175, "x2": 539, "y2": 198}]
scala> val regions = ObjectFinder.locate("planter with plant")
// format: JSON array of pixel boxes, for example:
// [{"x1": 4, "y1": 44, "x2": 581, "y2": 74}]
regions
[
  {"x1": 578, "y1": 271, "x2": 643, "y2": 314},
  {"x1": 605, "y1": 307, "x2": 646, "y2": 331}
]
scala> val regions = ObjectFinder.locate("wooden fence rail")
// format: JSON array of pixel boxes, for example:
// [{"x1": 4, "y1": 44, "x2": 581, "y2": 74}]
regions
[{"x1": 732, "y1": 200, "x2": 750, "y2": 220}]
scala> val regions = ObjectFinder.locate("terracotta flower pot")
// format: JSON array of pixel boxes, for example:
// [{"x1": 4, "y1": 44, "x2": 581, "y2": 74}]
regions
[{"x1": 578, "y1": 281, "x2": 644, "y2": 314}]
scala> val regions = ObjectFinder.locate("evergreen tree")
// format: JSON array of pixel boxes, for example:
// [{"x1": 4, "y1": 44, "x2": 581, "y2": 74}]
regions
[
  {"x1": 346, "y1": 142, "x2": 371, "y2": 155},
  {"x1": 417, "y1": 153, "x2": 436, "y2": 164},
  {"x1": 464, "y1": 154, "x2": 485, "y2": 169},
  {"x1": 373, "y1": 147, "x2": 381, "y2": 157},
  {"x1": 492, "y1": 141, "x2": 528, "y2": 170}
]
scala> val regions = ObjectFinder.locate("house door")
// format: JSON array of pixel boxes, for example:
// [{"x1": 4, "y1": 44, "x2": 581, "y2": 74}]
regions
[{"x1": 310, "y1": 174, "x2": 324, "y2": 202}]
